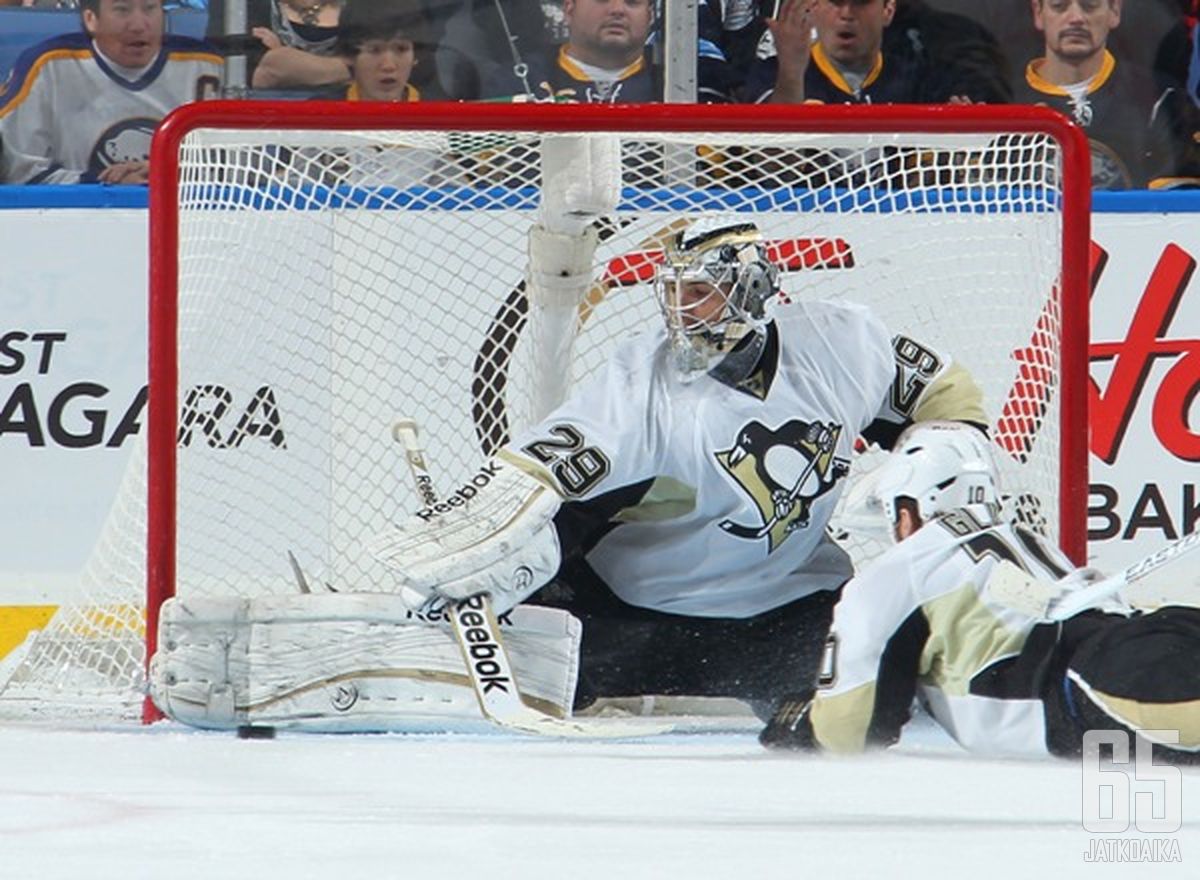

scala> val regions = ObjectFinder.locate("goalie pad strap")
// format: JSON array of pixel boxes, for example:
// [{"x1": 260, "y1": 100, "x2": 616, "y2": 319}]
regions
[{"x1": 149, "y1": 594, "x2": 580, "y2": 732}]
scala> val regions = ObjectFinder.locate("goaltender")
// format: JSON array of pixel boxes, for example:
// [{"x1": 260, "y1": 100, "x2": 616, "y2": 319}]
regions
[
  {"x1": 370, "y1": 144, "x2": 990, "y2": 717},
  {"x1": 150, "y1": 138, "x2": 992, "y2": 732}
]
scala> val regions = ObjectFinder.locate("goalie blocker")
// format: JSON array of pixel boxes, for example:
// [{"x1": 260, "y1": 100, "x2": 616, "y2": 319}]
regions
[{"x1": 367, "y1": 459, "x2": 563, "y2": 616}]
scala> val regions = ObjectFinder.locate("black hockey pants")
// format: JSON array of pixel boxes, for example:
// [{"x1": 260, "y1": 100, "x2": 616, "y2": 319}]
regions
[
  {"x1": 529, "y1": 561, "x2": 841, "y2": 715},
  {"x1": 1045, "y1": 605, "x2": 1200, "y2": 764}
]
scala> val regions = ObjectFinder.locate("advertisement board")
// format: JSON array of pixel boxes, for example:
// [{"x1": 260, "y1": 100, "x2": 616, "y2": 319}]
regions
[{"x1": 1, "y1": 194, "x2": 1197, "y2": 657}]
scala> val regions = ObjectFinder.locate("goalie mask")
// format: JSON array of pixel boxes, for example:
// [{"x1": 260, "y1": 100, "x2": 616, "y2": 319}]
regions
[
  {"x1": 654, "y1": 220, "x2": 780, "y2": 380},
  {"x1": 842, "y1": 422, "x2": 1000, "y2": 541}
]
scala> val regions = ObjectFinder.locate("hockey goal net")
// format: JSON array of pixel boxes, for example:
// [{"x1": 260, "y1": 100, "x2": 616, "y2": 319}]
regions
[{"x1": 0, "y1": 102, "x2": 1089, "y2": 724}]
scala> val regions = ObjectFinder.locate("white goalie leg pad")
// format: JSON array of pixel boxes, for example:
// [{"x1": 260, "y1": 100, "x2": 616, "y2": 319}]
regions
[
  {"x1": 538, "y1": 133, "x2": 621, "y2": 236},
  {"x1": 367, "y1": 458, "x2": 561, "y2": 614},
  {"x1": 149, "y1": 593, "x2": 580, "y2": 732}
]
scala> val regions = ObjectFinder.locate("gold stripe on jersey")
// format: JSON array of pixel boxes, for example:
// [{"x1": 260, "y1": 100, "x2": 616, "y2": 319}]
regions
[
  {"x1": 1, "y1": 48, "x2": 221, "y2": 117},
  {"x1": 556, "y1": 45, "x2": 646, "y2": 84},
  {"x1": 1069, "y1": 674, "x2": 1200, "y2": 749},
  {"x1": 167, "y1": 50, "x2": 223, "y2": 66},
  {"x1": 910, "y1": 362, "x2": 987, "y2": 426},
  {"x1": 811, "y1": 680, "x2": 876, "y2": 753},
  {"x1": 1025, "y1": 50, "x2": 1116, "y2": 97},
  {"x1": 612, "y1": 476, "x2": 697, "y2": 523},
  {"x1": 346, "y1": 82, "x2": 420, "y2": 101},
  {"x1": 809, "y1": 43, "x2": 884, "y2": 96},
  {"x1": 919, "y1": 584, "x2": 1027, "y2": 697}
]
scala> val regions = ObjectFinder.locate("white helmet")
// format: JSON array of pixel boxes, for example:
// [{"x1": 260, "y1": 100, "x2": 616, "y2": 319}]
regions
[
  {"x1": 654, "y1": 219, "x2": 780, "y2": 379},
  {"x1": 842, "y1": 422, "x2": 1000, "y2": 538}
]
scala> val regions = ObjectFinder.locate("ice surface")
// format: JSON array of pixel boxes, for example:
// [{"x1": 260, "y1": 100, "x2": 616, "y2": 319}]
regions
[{"x1": 1, "y1": 714, "x2": 1196, "y2": 880}]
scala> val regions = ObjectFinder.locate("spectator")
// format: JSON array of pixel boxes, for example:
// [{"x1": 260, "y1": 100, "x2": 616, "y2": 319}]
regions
[
  {"x1": 271, "y1": 0, "x2": 446, "y2": 189},
  {"x1": 886, "y1": 0, "x2": 1011, "y2": 104},
  {"x1": 744, "y1": 0, "x2": 980, "y2": 105},
  {"x1": 207, "y1": 0, "x2": 349, "y2": 91},
  {"x1": 1183, "y1": 1, "x2": 1200, "y2": 107},
  {"x1": 0, "y1": 0, "x2": 221, "y2": 184},
  {"x1": 1012, "y1": 0, "x2": 1190, "y2": 189},
  {"x1": 699, "y1": 1, "x2": 770, "y2": 100},
  {"x1": 484, "y1": 0, "x2": 661, "y2": 102},
  {"x1": 320, "y1": 0, "x2": 430, "y2": 101},
  {"x1": 1155, "y1": 1, "x2": 1200, "y2": 111},
  {"x1": 1152, "y1": 1, "x2": 1200, "y2": 182}
]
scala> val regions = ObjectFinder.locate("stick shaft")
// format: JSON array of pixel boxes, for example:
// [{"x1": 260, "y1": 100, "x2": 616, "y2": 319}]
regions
[
  {"x1": 389, "y1": 419, "x2": 670, "y2": 737},
  {"x1": 1050, "y1": 529, "x2": 1200, "y2": 619},
  {"x1": 391, "y1": 422, "x2": 561, "y2": 725}
]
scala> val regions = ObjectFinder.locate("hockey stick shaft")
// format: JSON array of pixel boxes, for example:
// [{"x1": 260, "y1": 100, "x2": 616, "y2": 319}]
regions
[
  {"x1": 391, "y1": 419, "x2": 668, "y2": 737},
  {"x1": 392, "y1": 420, "x2": 531, "y2": 716},
  {"x1": 719, "y1": 445, "x2": 822, "y2": 539},
  {"x1": 1048, "y1": 528, "x2": 1200, "y2": 620}
]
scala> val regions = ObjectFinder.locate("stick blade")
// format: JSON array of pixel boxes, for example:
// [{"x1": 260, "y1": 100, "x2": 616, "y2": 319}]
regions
[{"x1": 499, "y1": 711, "x2": 675, "y2": 739}]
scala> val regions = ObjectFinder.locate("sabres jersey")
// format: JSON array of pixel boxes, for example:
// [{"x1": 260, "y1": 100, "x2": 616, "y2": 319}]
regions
[
  {"x1": 744, "y1": 42, "x2": 929, "y2": 105},
  {"x1": 1011, "y1": 50, "x2": 1181, "y2": 189},
  {"x1": 503, "y1": 300, "x2": 980, "y2": 619},
  {"x1": 485, "y1": 45, "x2": 661, "y2": 103},
  {"x1": 0, "y1": 33, "x2": 221, "y2": 184},
  {"x1": 810, "y1": 509, "x2": 1078, "y2": 756}
]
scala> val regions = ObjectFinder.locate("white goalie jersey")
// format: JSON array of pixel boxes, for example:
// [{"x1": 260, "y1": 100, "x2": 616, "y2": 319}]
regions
[{"x1": 502, "y1": 298, "x2": 981, "y2": 618}]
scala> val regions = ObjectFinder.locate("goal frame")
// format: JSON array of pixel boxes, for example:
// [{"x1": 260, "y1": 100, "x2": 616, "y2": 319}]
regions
[{"x1": 147, "y1": 100, "x2": 1092, "y2": 722}]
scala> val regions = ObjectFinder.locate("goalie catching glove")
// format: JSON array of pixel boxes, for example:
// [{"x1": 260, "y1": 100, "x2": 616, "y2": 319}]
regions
[{"x1": 368, "y1": 458, "x2": 562, "y2": 615}]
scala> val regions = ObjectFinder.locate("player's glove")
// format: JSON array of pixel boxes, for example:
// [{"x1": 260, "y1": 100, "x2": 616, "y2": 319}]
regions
[{"x1": 758, "y1": 690, "x2": 819, "y2": 751}]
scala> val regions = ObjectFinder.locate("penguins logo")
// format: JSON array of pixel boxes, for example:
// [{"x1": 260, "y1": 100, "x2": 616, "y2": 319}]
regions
[{"x1": 715, "y1": 419, "x2": 850, "y2": 552}]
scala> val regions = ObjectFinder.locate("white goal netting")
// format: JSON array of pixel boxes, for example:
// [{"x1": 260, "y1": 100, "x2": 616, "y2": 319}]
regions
[{"x1": 0, "y1": 103, "x2": 1088, "y2": 724}]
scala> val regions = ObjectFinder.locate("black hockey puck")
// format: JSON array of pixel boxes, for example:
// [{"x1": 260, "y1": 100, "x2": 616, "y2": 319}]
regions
[{"x1": 236, "y1": 725, "x2": 276, "y2": 739}]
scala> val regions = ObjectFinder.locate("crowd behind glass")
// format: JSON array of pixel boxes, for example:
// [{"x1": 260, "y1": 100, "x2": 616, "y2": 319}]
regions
[{"x1": 1, "y1": 0, "x2": 1198, "y2": 188}]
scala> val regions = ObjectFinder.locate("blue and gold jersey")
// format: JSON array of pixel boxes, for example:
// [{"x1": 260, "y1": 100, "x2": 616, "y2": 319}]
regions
[
  {"x1": 1011, "y1": 50, "x2": 1183, "y2": 189},
  {"x1": 744, "y1": 42, "x2": 931, "y2": 105}
]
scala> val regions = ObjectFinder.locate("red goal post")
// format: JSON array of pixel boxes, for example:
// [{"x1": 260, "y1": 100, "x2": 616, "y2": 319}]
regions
[{"x1": 19, "y1": 101, "x2": 1095, "y2": 725}]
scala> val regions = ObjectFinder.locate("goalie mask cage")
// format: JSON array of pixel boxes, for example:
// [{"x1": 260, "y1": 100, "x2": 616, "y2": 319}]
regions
[{"x1": 0, "y1": 102, "x2": 1089, "y2": 725}]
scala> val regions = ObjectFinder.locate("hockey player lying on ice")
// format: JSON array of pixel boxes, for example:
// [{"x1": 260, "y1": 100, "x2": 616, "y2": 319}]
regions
[
  {"x1": 758, "y1": 421, "x2": 1200, "y2": 763},
  {"x1": 371, "y1": 218, "x2": 990, "y2": 720}
]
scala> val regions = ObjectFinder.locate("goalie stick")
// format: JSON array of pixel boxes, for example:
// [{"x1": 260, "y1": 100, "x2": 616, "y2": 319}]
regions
[
  {"x1": 988, "y1": 528, "x2": 1200, "y2": 621},
  {"x1": 392, "y1": 418, "x2": 671, "y2": 738}
]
